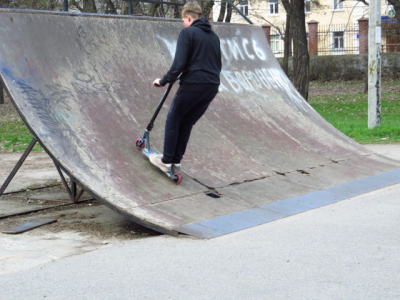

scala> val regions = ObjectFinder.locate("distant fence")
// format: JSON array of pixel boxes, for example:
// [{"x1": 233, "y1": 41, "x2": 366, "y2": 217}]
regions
[
  {"x1": 382, "y1": 23, "x2": 400, "y2": 53},
  {"x1": 278, "y1": 53, "x2": 400, "y2": 82},
  {"x1": 266, "y1": 19, "x2": 400, "y2": 57},
  {"x1": 317, "y1": 23, "x2": 359, "y2": 55}
]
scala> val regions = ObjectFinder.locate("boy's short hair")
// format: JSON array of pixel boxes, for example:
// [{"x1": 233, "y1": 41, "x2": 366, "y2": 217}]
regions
[{"x1": 181, "y1": 2, "x2": 203, "y2": 19}]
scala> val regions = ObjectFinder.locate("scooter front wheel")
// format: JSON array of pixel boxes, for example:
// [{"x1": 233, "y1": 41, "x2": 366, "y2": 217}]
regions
[{"x1": 135, "y1": 138, "x2": 145, "y2": 150}]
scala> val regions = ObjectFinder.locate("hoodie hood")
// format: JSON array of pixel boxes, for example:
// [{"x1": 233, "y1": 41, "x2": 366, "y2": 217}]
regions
[{"x1": 191, "y1": 17, "x2": 211, "y2": 32}]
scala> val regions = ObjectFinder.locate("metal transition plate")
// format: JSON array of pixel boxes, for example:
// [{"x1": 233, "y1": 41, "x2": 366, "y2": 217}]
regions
[{"x1": 0, "y1": 10, "x2": 399, "y2": 238}]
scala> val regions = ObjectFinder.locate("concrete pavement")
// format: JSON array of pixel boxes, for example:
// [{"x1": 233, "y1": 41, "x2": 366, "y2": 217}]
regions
[{"x1": 1, "y1": 172, "x2": 399, "y2": 299}]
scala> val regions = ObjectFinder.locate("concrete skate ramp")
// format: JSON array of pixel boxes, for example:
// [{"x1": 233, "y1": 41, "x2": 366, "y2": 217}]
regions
[{"x1": 1, "y1": 10, "x2": 399, "y2": 238}]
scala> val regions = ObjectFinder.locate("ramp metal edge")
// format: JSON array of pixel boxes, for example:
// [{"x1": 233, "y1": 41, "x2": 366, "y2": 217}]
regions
[{"x1": 176, "y1": 168, "x2": 400, "y2": 239}]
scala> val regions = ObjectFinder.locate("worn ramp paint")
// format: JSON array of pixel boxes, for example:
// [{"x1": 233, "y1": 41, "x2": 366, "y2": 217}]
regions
[{"x1": 0, "y1": 10, "x2": 399, "y2": 238}]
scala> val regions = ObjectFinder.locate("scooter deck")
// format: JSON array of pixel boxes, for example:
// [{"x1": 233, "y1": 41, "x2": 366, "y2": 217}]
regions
[
  {"x1": 137, "y1": 144, "x2": 182, "y2": 184},
  {"x1": 141, "y1": 147, "x2": 158, "y2": 158}
]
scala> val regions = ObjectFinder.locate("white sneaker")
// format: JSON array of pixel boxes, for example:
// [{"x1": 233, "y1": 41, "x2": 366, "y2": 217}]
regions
[
  {"x1": 172, "y1": 163, "x2": 181, "y2": 173},
  {"x1": 149, "y1": 154, "x2": 171, "y2": 173}
]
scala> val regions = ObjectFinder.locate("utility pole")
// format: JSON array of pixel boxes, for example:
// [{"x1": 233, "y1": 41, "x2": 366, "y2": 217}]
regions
[{"x1": 368, "y1": 0, "x2": 381, "y2": 129}]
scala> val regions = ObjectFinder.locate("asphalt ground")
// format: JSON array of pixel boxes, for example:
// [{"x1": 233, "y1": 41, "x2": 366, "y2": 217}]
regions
[
  {"x1": 0, "y1": 180, "x2": 399, "y2": 300},
  {"x1": 0, "y1": 144, "x2": 399, "y2": 300}
]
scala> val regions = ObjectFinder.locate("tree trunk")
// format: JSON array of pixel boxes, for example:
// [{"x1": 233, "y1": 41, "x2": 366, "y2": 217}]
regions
[
  {"x1": 70, "y1": 0, "x2": 84, "y2": 12},
  {"x1": 225, "y1": 2, "x2": 233, "y2": 23},
  {"x1": 173, "y1": 4, "x2": 180, "y2": 18},
  {"x1": 159, "y1": 3, "x2": 166, "y2": 17},
  {"x1": 281, "y1": 0, "x2": 309, "y2": 100},
  {"x1": 282, "y1": 13, "x2": 291, "y2": 76},
  {"x1": 124, "y1": 2, "x2": 143, "y2": 15},
  {"x1": 202, "y1": 0, "x2": 214, "y2": 20},
  {"x1": 121, "y1": 2, "x2": 129, "y2": 15},
  {"x1": 83, "y1": 0, "x2": 97, "y2": 13},
  {"x1": 292, "y1": 0, "x2": 310, "y2": 100},
  {"x1": 218, "y1": 0, "x2": 227, "y2": 22},
  {"x1": 48, "y1": 0, "x2": 57, "y2": 10},
  {"x1": 291, "y1": 0, "x2": 309, "y2": 100},
  {"x1": 104, "y1": 0, "x2": 117, "y2": 14},
  {"x1": 148, "y1": 3, "x2": 161, "y2": 16}
]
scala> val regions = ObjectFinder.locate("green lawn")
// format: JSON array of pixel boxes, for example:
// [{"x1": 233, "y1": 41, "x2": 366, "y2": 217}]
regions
[
  {"x1": 309, "y1": 92, "x2": 400, "y2": 144},
  {"x1": 0, "y1": 116, "x2": 43, "y2": 152}
]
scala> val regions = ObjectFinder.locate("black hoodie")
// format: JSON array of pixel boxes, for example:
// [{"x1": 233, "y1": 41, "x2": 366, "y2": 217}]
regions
[{"x1": 159, "y1": 17, "x2": 222, "y2": 91}]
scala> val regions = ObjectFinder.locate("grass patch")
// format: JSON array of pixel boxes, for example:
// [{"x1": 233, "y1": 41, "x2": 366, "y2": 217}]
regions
[
  {"x1": 309, "y1": 92, "x2": 400, "y2": 144},
  {"x1": 0, "y1": 118, "x2": 43, "y2": 152}
]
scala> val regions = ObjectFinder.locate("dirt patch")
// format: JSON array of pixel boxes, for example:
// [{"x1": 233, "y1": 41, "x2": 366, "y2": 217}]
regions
[
  {"x1": 0, "y1": 185, "x2": 161, "y2": 275},
  {"x1": 0, "y1": 152, "x2": 61, "y2": 193},
  {"x1": 309, "y1": 78, "x2": 400, "y2": 97},
  {"x1": 1, "y1": 184, "x2": 159, "y2": 240},
  {"x1": 0, "y1": 150, "x2": 160, "y2": 275},
  {"x1": 0, "y1": 182, "x2": 160, "y2": 274},
  {"x1": 0, "y1": 92, "x2": 14, "y2": 118}
]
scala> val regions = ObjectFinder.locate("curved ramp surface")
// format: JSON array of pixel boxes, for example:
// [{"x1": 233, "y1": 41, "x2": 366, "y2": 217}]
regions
[{"x1": 0, "y1": 10, "x2": 399, "y2": 237}]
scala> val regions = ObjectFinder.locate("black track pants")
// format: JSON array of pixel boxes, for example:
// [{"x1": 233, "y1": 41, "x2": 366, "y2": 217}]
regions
[{"x1": 162, "y1": 88, "x2": 218, "y2": 164}]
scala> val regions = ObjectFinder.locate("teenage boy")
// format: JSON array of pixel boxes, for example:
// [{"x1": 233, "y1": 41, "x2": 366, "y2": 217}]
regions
[{"x1": 151, "y1": 2, "x2": 222, "y2": 174}]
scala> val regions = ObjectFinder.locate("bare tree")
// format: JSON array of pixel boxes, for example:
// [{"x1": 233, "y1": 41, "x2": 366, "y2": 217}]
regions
[
  {"x1": 281, "y1": 0, "x2": 309, "y2": 100},
  {"x1": 282, "y1": 13, "x2": 291, "y2": 75},
  {"x1": 218, "y1": 0, "x2": 227, "y2": 22},
  {"x1": 225, "y1": 0, "x2": 234, "y2": 22},
  {"x1": 83, "y1": 0, "x2": 97, "y2": 12},
  {"x1": 0, "y1": 0, "x2": 61, "y2": 10},
  {"x1": 104, "y1": 0, "x2": 117, "y2": 14},
  {"x1": 200, "y1": 0, "x2": 214, "y2": 20},
  {"x1": 249, "y1": 7, "x2": 289, "y2": 73},
  {"x1": 148, "y1": 0, "x2": 161, "y2": 16},
  {"x1": 216, "y1": 0, "x2": 237, "y2": 22},
  {"x1": 173, "y1": 3, "x2": 180, "y2": 18}
]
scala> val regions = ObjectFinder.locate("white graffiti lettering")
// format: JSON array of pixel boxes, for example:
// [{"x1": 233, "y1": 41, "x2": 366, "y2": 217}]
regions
[
  {"x1": 242, "y1": 39, "x2": 255, "y2": 60},
  {"x1": 157, "y1": 34, "x2": 177, "y2": 59},
  {"x1": 227, "y1": 38, "x2": 245, "y2": 60},
  {"x1": 157, "y1": 34, "x2": 308, "y2": 111}
]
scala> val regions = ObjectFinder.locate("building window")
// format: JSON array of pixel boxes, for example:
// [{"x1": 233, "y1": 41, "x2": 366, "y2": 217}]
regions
[
  {"x1": 305, "y1": 0, "x2": 311, "y2": 13},
  {"x1": 333, "y1": 31, "x2": 344, "y2": 52},
  {"x1": 333, "y1": 0, "x2": 343, "y2": 10},
  {"x1": 239, "y1": 1, "x2": 248, "y2": 16},
  {"x1": 269, "y1": 0, "x2": 279, "y2": 15},
  {"x1": 270, "y1": 34, "x2": 280, "y2": 54}
]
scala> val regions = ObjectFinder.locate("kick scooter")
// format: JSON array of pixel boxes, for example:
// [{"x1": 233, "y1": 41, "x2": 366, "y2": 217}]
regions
[{"x1": 135, "y1": 80, "x2": 182, "y2": 185}]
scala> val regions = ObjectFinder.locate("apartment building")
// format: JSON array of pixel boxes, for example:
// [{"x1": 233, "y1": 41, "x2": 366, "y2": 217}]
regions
[{"x1": 213, "y1": 0, "x2": 398, "y2": 56}]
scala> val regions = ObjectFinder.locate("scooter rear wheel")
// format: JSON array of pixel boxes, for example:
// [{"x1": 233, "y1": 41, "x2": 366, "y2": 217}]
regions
[
  {"x1": 173, "y1": 173, "x2": 182, "y2": 185},
  {"x1": 135, "y1": 138, "x2": 145, "y2": 150}
]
